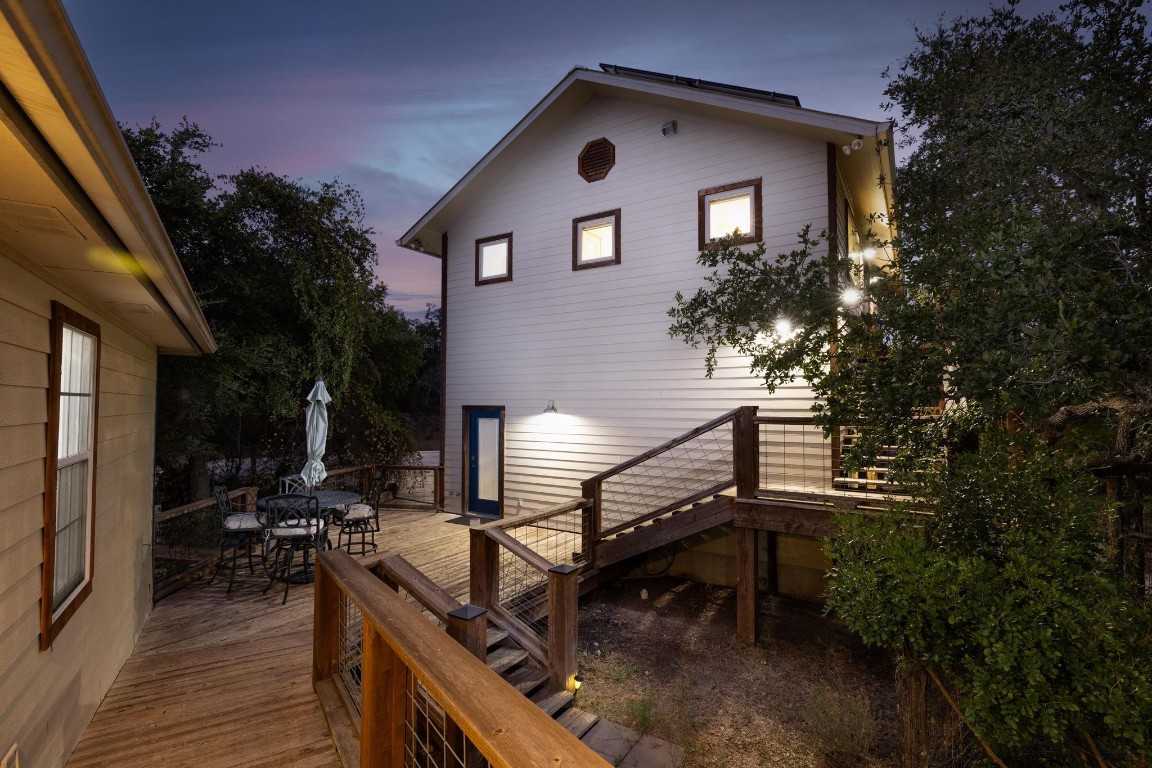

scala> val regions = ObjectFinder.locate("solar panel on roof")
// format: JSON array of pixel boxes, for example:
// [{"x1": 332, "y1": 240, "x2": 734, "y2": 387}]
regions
[{"x1": 598, "y1": 63, "x2": 802, "y2": 108}]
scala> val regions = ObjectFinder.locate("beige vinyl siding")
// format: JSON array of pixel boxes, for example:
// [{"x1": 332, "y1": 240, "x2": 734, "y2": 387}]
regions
[
  {"x1": 443, "y1": 95, "x2": 834, "y2": 512},
  {"x1": 0, "y1": 250, "x2": 158, "y2": 768}
]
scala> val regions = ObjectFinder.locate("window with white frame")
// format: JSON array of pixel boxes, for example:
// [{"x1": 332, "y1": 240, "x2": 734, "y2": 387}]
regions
[
  {"x1": 572, "y1": 209, "x2": 621, "y2": 270},
  {"x1": 42, "y1": 302, "x2": 100, "y2": 649},
  {"x1": 698, "y1": 178, "x2": 762, "y2": 249},
  {"x1": 475, "y1": 233, "x2": 512, "y2": 285}
]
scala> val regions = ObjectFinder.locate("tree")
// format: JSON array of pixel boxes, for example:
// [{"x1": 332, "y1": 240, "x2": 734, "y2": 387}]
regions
[
  {"x1": 126, "y1": 120, "x2": 424, "y2": 502},
  {"x1": 669, "y1": 1, "x2": 1152, "y2": 762}
]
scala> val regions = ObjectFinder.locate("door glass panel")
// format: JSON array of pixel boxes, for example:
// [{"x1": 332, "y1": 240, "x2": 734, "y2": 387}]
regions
[{"x1": 476, "y1": 417, "x2": 499, "y2": 500}]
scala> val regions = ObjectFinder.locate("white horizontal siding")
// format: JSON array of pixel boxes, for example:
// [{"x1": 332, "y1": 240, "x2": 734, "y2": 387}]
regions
[{"x1": 443, "y1": 95, "x2": 833, "y2": 513}]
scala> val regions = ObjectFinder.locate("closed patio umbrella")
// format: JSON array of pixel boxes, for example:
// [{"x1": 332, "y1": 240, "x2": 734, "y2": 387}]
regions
[{"x1": 301, "y1": 379, "x2": 331, "y2": 489}]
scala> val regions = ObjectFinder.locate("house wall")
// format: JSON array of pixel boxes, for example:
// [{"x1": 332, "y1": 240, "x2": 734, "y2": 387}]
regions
[
  {"x1": 0, "y1": 249, "x2": 157, "y2": 767},
  {"x1": 442, "y1": 95, "x2": 833, "y2": 513}
]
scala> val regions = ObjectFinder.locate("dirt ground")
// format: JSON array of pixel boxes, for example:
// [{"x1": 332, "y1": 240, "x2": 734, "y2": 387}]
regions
[{"x1": 575, "y1": 577, "x2": 901, "y2": 768}]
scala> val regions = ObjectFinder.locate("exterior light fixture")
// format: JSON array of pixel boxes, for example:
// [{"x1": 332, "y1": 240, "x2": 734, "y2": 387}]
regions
[
  {"x1": 850, "y1": 136, "x2": 864, "y2": 151},
  {"x1": 543, "y1": 400, "x2": 557, "y2": 414},
  {"x1": 661, "y1": 120, "x2": 677, "y2": 136},
  {"x1": 862, "y1": 247, "x2": 876, "y2": 261},
  {"x1": 573, "y1": 673, "x2": 584, "y2": 691},
  {"x1": 841, "y1": 287, "x2": 862, "y2": 306}
]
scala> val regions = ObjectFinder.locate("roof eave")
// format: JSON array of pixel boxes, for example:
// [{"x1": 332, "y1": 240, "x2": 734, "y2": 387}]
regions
[
  {"x1": 0, "y1": 0, "x2": 216, "y2": 354},
  {"x1": 399, "y1": 67, "x2": 893, "y2": 248}
]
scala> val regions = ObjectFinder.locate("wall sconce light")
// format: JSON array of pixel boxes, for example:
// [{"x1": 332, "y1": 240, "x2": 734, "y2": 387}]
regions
[
  {"x1": 543, "y1": 400, "x2": 557, "y2": 415},
  {"x1": 841, "y1": 287, "x2": 862, "y2": 306},
  {"x1": 661, "y1": 120, "x2": 677, "y2": 136},
  {"x1": 841, "y1": 136, "x2": 865, "y2": 155}
]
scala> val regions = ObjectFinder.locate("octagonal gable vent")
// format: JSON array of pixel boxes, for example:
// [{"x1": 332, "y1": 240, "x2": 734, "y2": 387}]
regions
[{"x1": 578, "y1": 138, "x2": 615, "y2": 182}]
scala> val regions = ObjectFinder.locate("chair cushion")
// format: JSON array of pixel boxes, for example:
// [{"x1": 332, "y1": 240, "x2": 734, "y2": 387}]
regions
[
  {"x1": 341, "y1": 504, "x2": 374, "y2": 521},
  {"x1": 224, "y1": 513, "x2": 261, "y2": 531},
  {"x1": 271, "y1": 519, "x2": 326, "y2": 537}
]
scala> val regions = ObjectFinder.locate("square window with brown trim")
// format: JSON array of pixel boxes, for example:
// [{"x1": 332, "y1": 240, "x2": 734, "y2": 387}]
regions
[
  {"x1": 475, "y1": 233, "x2": 512, "y2": 285},
  {"x1": 572, "y1": 209, "x2": 621, "y2": 270},
  {"x1": 42, "y1": 301, "x2": 100, "y2": 650},
  {"x1": 698, "y1": 178, "x2": 762, "y2": 250}
]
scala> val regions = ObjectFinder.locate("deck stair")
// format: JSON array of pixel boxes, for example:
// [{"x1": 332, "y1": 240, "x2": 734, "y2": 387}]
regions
[
  {"x1": 833, "y1": 410, "x2": 943, "y2": 493},
  {"x1": 832, "y1": 426, "x2": 900, "y2": 492},
  {"x1": 594, "y1": 492, "x2": 735, "y2": 569},
  {"x1": 481, "y1": 610, "x2": 598, "y2": 738}
]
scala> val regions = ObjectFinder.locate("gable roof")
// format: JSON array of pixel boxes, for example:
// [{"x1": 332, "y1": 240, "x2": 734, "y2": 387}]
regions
[
  {"x1": 0, "y1": 0, "x2": 215, "y2": 355},
  {"x1": 399, "y1": 65, "x2": 895, "y2": 256}
]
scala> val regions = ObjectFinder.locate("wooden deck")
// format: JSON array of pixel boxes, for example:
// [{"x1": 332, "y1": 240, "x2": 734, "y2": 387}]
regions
[{"x1": 66, "y1": 510, "x2": 474, "y2": 768}]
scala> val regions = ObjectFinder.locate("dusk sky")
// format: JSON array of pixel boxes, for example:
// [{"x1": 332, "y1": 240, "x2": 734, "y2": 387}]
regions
[{"x1": 63, "y1": 0, "x2": 1063, "y2": 316}]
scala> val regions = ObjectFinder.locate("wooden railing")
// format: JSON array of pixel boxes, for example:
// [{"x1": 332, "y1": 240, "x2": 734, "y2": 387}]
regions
[
  {"x1": 368, "y1": 553, "x2": 488, "y2": 660},
  {"x1": 326, "y1": 463, "x2": 445, "y2": 510},
  {"x1": 580, "y1": 406, "x2": 756, "y2": 565},
  {"x1": 314, "y1": 549, "x2": 608, "y2": 768},
  {"x1": 152, "y1": 486, "x2": 258, "y2": 600},
  {"x1": 469, "y1": 498, "x2": 590, "y2": 691},
  {"x1": 378, "y1": 464, "x2": 445, "y2": 510}
]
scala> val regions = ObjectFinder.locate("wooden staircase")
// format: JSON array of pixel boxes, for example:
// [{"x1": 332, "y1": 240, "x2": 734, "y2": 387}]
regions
[
  {"x1": 483, "y1": 615, "x2": 600, "y2": 739},
  {"x1": 594, "y1": 493, "x2": 734, "y2": 569}
]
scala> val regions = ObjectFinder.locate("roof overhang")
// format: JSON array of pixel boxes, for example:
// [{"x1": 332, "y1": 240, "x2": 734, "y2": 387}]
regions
[
  {"x1": 0, "y1": 0, "x2": 215, "y2": 355},
  {"x1": 398, "y1": 66, "x2": 895, "y2": 257}
]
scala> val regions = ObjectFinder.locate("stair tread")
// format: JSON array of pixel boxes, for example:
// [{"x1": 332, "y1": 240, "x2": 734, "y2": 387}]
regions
[
  {"x1": 486, "y1": 628, "x2": 509, "y2": 647},
  {"x1": 531, "y1": 687, "x2": 574, "y2": 716},
  {"x1": 505, "y1": 667, "x2": 548, "y2": 695},
  {"x1": 557, "y1": 707, "x2": 599, "y2": 739},
  {"x1": 486, "y1": 647, "x2": 528, "y2": 674}
]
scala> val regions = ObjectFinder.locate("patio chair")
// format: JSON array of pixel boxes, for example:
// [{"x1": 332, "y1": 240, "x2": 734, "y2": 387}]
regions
[
  {"x1": 261, "y1": 493, "x2": 326, "y2": 604},
  {"x1": 206, "y1": 485, "x2": 263, "y2": 594},
  {"x1": 335, "y1": 477, "x2": 389, "y2": 555},
  {"x1": 278, "y1": 474, "x2": 309, "y2": 494}
]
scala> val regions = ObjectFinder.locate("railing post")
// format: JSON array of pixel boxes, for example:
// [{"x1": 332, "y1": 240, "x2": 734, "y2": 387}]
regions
[
  {"x1": 733, "y1": 405, "x2": 759, "y2": 498},
  {"x1": 313, "y1": 554, "x2": 341, "y2": 685},
  {"x1": 447, "y1": 604, "x2": 489, "y2": 662},
  {"x1": 470, "y1": 528, "x2": 498, "y2": 609},
  {"x1": 361, "y1": 623, "x2": 406, "y2": 768},
  {"x1": 547, "y1": 563, "x2": 580, "y2": 691},
  {"x1": 580, "y1": 479, "x2": 601, "y2": 569},
  {"x1": 362, "y1": 464, "x2": 375, "y2": 498}
]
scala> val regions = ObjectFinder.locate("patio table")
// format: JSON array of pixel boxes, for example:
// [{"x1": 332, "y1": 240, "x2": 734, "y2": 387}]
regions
[{"x1": 256, "y1": 489, "x2": 361, "y2": 516}]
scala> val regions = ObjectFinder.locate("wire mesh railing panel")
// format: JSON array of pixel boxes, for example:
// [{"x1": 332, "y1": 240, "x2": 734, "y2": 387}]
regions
[
  {"x1": 600, "y1": 419, "x2": 734, "y2": 532},
  {"x1": 338, "y1": 589, "x2": 364, "y2": 713},
  {"x1": 153, "y1": 505, "x2": 217, "y2": 585},
  {"x1": 497, "y1": 545, "x2": 549, "y2": 649},
  {"x1": 504, "y1": 509, "x2": 588, "y2": 567},
  {"x1": 406, "y1": 674, "x2": 491, "y2": 768},
  {"x1": 758, "y1": 421, "x2": 836, "y2": 494}
]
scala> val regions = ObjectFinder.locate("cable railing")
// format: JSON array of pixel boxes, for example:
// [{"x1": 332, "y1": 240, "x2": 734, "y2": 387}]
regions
[
  {"x1": 581, "y1": 407, "x2": 749, "y2": 546},
  {"x1": 314, "y1": 549, "x2": 607, "y2": 768},
  {"x1": 469, "y1": 499, "x2": 589, "y2": 691}
]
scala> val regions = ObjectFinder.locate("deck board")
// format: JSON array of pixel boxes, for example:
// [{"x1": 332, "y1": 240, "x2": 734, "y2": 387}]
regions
[{"x1": 66, "y1": 510, "x2": 472, "y2": 768}]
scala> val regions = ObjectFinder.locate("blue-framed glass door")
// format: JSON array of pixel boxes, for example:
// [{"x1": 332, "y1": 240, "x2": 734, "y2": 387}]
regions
[{"x1": 465, "y1": 407, "x2": 503, "y2": 517}]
